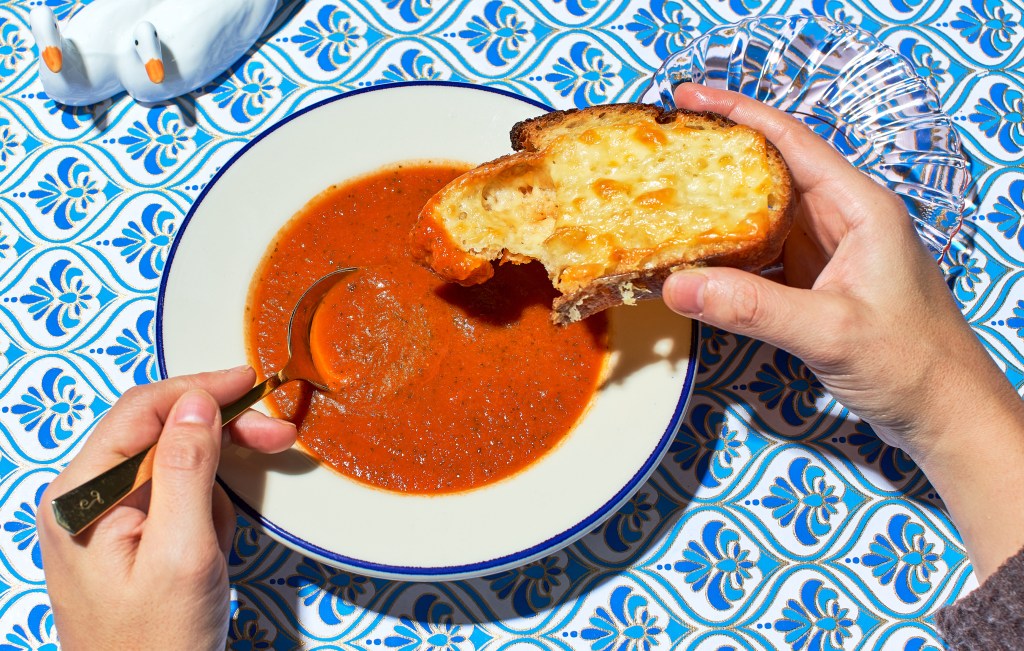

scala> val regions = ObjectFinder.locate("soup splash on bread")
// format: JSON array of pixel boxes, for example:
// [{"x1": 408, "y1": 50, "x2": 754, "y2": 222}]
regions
[{"x1": 246, "y1": 163, "x2": 609, "y2": 494}]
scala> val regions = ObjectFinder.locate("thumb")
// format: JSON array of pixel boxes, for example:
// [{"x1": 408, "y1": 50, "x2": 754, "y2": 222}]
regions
[
  {"x1": 145, "y1": 390, "x2": 222, "y2": 549},
  {"x1": 663, "y1": 268, "x2": 851, "y2": 360}
]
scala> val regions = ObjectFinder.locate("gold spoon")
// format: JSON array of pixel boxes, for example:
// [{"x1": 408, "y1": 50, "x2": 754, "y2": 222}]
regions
[{"x1": 50, "y1": 267, "x2": 358, "y2": 535}]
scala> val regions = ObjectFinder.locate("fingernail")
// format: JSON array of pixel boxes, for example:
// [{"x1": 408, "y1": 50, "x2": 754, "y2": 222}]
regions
[
  {"x1": 173, "y1": 390, "x2": 217, "y2": 425},
  {"x1": 223, "y1": 364, "x2": 251, "y2": 374},
  {"x1": 665, "y1": 271, "x2": 706, "y2": 315},
  {"x1": 273, "y1": 417, "x2": 297, "y2": 429}
]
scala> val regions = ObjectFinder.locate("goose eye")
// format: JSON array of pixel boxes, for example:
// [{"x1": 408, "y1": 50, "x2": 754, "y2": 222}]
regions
[{"x1": 134, "y1": 39, "x2": 139, "y2": 46}]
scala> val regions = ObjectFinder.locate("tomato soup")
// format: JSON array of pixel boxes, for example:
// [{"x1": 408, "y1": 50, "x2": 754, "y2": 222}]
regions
[{"x1": 245, "y1": 163, "x2": 609, "y2": 493}]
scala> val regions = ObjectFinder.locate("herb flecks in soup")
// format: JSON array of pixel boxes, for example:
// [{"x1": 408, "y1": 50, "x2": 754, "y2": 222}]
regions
[{"x1": 246, "y1": 163, "x2": 609, "y2": 493}]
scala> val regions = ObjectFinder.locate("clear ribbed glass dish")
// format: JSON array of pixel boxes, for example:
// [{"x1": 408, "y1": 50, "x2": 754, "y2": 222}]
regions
[{"x1": 641, "y1": 14, "x2": 971, "y2": 257}]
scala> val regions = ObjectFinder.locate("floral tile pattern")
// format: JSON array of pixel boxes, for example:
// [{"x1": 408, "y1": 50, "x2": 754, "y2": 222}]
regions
[{"x1": 0, "y1": 0, "x2": 1019, "y2": 648}]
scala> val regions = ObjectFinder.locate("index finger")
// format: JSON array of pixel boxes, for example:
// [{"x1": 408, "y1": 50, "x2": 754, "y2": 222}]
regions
[
  {"x1": 53, "y1": 366, "x2": 256, "y2": 488},
  {"x1": 672, "y1": 83, "x2": 877, "y2": 196}
]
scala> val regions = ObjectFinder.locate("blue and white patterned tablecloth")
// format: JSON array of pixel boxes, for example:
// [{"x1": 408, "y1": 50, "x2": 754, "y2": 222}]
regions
[{"x1": 0, "y1": 0, "x2": 1021, "y2": 648}]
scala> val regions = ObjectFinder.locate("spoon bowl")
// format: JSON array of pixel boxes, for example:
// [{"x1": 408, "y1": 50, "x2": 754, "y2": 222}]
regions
[{"x1": 220, "y1": 267, "x2": 357, "y2": 422}]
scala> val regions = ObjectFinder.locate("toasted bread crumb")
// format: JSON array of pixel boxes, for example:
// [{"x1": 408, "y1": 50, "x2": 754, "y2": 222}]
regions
[{"x1": 620, "y1": 282, "x2": 637, "y2": 306}]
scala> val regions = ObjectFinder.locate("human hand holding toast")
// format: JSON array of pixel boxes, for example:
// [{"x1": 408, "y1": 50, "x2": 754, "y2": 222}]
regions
[
  {"x1": 412, "y1": 102, "x2": 794, "y2": 324},
  {"x1": 662, "y1": 83, "x2": 1024, "y2": 581}
]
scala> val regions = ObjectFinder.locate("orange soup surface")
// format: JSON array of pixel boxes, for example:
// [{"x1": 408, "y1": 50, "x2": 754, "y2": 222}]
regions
[{"x1": 246, "y1": 163, "x2": 609, "y2": 493}]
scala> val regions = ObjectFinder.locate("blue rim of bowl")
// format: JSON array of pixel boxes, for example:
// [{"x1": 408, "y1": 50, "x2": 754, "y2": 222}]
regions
[{"x1": 156, "y1": 80, "x2": 700, "y2": 578}]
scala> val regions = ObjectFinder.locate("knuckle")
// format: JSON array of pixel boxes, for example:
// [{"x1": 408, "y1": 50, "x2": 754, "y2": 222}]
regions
[
  {"x1": 769, "y1": 114, "x2": 816, "y2": 154},
  {"x1": 120, "y1": 376, "x2": 199, "y2": 409},
  {"x1": 40, "y1": 481, "x2": 60, "y2": 507},
  {"x1": 830, "y1": 301, "x2": 863, "y2": 334},
  {"x1": 882, "y1": 188, "x2": 906, "y2": 212},
  {"x1": 720, "y1": 277, "x2": 769, "y2": 331},
  {"x1": 157, "y1": 425, "x2": 216, "y2": 472},
  {"x1": 118, "y1": 383, "x2": 151, "y2": 406},
  {"x1": 859, "y1": 185, "x2": 908, "y2": 224},
  {"x1": 773, "y1": 120, "x2": 804, "y2": 150},
  {"x1": 37, "y1": 487, "x2": 60, "y2": 534},
  {"x1": 815, "y1": 302, "x2": 863, "y2": 367},
  {"x1": 164, "y1": 543, "x2": 220, "y2": 579}
]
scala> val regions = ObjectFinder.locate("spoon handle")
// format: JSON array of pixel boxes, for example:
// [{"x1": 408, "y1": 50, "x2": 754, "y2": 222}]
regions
[
  {"x1": 51, "y1": 445, "x2": 156, "y2": 536},
  {"x1": 51, "y1": 372, "x2": 288, "y2": 536},
  {"x1": 220, "y1": 372, "x2": 284, "y2": 424}
]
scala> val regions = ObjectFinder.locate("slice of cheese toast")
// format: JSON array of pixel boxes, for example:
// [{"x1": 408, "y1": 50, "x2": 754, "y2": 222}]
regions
[{"x1": 411, "y1": 103, "x2": 795, "y2": 324}]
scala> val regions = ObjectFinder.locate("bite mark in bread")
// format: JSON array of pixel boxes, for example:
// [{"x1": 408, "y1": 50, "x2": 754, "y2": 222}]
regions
[{"x1": 410, "y1": 103, "x2": 795, "y2": 324}]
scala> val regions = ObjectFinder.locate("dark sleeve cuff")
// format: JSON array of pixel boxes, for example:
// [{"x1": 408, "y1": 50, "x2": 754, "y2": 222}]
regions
[{"x1": 936, "y1": 546, "x2": 1024, "y2": 650}]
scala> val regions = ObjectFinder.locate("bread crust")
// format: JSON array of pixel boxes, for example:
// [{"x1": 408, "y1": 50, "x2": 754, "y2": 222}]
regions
[
  {"x1": 510, "y1": 104, "x2": 741, "y2": 152},
  {"x1": 411, "y1": 102, "x2": 796, "y2": 324}
]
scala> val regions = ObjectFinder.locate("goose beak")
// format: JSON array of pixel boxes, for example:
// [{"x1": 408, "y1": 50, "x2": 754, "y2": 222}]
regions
[
  {"x1": 145, "y1": 58, "x2": 164, "y2": 83},
  {"x1": 42, "y1": 46, "x2": 62, "y2": 73}
]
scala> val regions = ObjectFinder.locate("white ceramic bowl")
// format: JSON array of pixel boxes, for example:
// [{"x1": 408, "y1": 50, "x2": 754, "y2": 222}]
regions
[{"x1": 158, "y1": 82, "x2": 697, "y2": 581}]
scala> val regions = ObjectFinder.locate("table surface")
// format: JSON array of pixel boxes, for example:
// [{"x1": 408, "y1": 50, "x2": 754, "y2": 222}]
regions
[{"x1": 1, "y1": 0, "x2": 1021, "y2": 648}]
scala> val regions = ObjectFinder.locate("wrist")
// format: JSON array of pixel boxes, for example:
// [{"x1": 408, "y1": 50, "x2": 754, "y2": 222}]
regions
[
  {"x1": 912, "y1": 379, "x2": 1024, "y2": 581},
  {"x1": 890, "y1": 326, "x2": 1024, "y2": 467},
  {"x1": 913, "y1": 360, "x2": 1024, "y2": 471}
]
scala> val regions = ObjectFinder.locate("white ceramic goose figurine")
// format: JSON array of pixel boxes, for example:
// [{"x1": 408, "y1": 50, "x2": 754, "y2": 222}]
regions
[
  {"x1": 30, "y1": 1, "x2": 163, "y2": 106},
  {"x1": 119, "y1": 0, "x2": 280, "y2": 103}
]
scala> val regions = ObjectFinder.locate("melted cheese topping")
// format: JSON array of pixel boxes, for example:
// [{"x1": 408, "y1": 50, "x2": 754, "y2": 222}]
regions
[
  {"x1": 540, "y1": 121, "x2": 771, "y2": 280},
  {"x1": 433, "y1": 118, "x2": 775, "y2": 291}
]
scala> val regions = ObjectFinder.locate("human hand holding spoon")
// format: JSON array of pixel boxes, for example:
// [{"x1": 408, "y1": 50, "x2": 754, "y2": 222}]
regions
[{"x1": 50, "y1": 268, "x2": 358, "y2": 535}]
